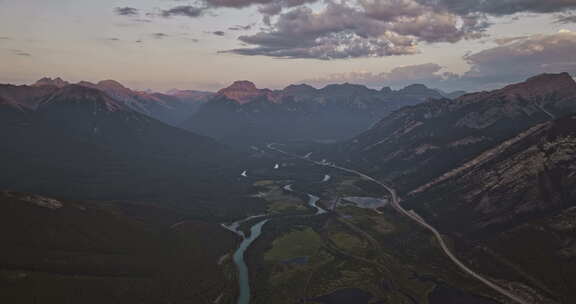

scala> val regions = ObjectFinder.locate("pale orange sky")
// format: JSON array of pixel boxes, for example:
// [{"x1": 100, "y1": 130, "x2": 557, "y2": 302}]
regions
[{"x1": 0, "y1": 0, "x2": 575, "y2": 92}]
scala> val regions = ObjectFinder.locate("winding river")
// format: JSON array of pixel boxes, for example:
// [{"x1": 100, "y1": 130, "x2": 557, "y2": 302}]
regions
[
  {"x1": 225, "y1": 217, "x2": 269, "y2": 304},
  {"x1": 234, "y1": 219, "x2": 269, "y2": 304},
  {"x1": 226, "y1": 165, "x2": 328, "y2": 303},
  {"x1": 308, "y1": 194, "x2": 328, "y2": 215},
  {"x1": 283, "y1": 185, "x2": 327, "y2": 215}
]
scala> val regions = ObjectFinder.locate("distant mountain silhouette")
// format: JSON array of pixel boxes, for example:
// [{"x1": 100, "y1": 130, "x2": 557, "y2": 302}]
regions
[
  {"x1": 27, "y1": 77, "x2": 209, "y2": 125},
  {"x1": 182, "y1": 80, "x2": 446, "y2": 145},
  {"x1": 33, "y1": 77, "x2": 70, "y2": 88}
]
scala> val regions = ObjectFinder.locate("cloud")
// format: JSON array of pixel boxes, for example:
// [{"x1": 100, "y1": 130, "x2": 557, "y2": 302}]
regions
[
  {"x1": 229, "y1": 24, "x2": 254, "y2": 31},
  {"x1": 185, "y1": 0, "x2": 321, "y2": 20},
  {"x1": 161, "y1": 5, "x2": 206, "y2": 18},
  {"x1": 205, "y1": 0, "x2": 274, "y2": 8},
  {"x1": 133, "y1": 19, "x2": 153, "y2": 23},
  {"x1": 152, "y1": 33, "x2": 169, "y2": 39},
  {"x1": 204, "y1": 0, "x2": 576, "y2": 16},
  {"x1": 303, "y1": 63, "x2": 447, "y2": 88},
  {"x1": 224, "y1": 1, "x2": 488, "y2": 59},
  {"x1": 115, "y1": 7, "x2": 139, "y2": 16},
  {"x1": 493, "y1": 35, "x2": 530, "y2": 45},
  {"x1": 417, "y1": 0, "x2": 576, "y2": 16},
  {"x1": 461, "y1": 31, "x2": 576, "y2": 86},
  {"x1": 258, "y1": 0, "x2": 319, "y2": 16},
  {"x1": 212, "y1": 0, "x2": 576, "y2": 60},
  {"x1": 556, "y1": 14, "x2": 576, "y2": 23},
  {"x1": 304, "y1": 32, "x2": 576, "y2": 91},
  {"x1": 8, "y1": 49, "x2": 31, "y2": 57},
  {"x1": 213, "y1": 31, "x2": 226, "y2": 36}
]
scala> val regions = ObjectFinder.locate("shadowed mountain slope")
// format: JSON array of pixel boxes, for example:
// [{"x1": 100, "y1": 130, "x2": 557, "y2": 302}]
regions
[
  {"x1": 0, "y1": 85, "x2": 245, "y2": 207},
  {"x1": 342, "y1": 73, "x2": 576, "y2": 192}
]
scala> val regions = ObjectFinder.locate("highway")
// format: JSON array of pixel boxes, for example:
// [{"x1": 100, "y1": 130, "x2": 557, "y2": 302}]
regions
[{"x1": 267, "y1": 143, "x2": 528, "y2": 304}]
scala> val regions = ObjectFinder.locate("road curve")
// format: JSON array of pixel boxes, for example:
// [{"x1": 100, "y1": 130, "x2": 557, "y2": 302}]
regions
[{"x1": 267, "y1": 143, "x2": 528, "y2": 304}]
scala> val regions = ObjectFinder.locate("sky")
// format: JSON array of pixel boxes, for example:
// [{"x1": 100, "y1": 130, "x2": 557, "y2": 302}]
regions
[{"x1": 1, "y1": 0, "x2": 576, "y2": 92}]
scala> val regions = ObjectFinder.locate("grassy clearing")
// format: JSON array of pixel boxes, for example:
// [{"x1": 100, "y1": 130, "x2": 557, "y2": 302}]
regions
[
  {"x1": 252, "y1": 180, "x2": 307, "y2": 214},
  {"x1": 268, "y1": 201, "x2": 307, "y2": 213},
  {"x1": 264, "y1": 228, "x2": 323, "y2": 262},
  {"x1": 329, "y1": 231, "x2": 365, "y2": 252},
  {"x1": 254, "y1": 180, "x2": 275, "y2": 187}
]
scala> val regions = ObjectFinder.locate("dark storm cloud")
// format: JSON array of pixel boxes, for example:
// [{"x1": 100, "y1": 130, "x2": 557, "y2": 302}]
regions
[
  {"x1": 115, "y1": 7, "x2": 139, "y2": 16},
  {"x1": 161, "y1": 5, "x2": 206, "y2": 18}
]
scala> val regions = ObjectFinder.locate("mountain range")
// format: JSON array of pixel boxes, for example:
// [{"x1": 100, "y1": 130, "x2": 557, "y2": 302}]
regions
[
  {"x1": 0, "y1": 83, "x2": 252, "y2": 214},
  {"x1": 393, "y1": 112, "x2": 576, "y2": 303},
  {"x1": 0, "y1": 76, "x2": 457, "y2": 203},
  {"x1": 6, "y1": 77, "x2": 463, "y2": 148},
  {"x1": 182, "y1": 80, "x2": 457, "y2": 145},
  {"x1": 28, "y1": 77, "x2": 212, "y2": 125},
  {"x1": 2, "y1": 72, "x2": 576, "y2": 303},
  {"x1": 342, "y1": 72, "x2": 576, "y2": 192}
]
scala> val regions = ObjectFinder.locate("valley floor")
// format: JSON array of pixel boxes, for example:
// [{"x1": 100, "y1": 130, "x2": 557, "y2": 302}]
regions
[{"x1": 217, "y1": 145, "x2": 556, "y2": 304}]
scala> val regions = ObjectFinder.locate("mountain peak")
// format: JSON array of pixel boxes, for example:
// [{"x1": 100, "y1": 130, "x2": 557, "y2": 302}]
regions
[
  {"x1": 97, "y1": 79, "x2": 127, "y2": 90},
  {"x1": 320, "y1": 83, "x2": 373, "y2": 95},
  {"x1": 41, "y1": 85, "x2": 124, "y2": 112},
  {"x1": 500, "y1": 72, "x2": 576, "y2": 99},
  {"x1": 380, "y1": 86, "x2": 393, "y2": 94},
  {"x1": 397, "y1": 84, "x2": 443, "y2": 99},
  {"x1": 283, "y1": 83, "x2": 317, "y2": 95},
  {"x1": 217, "y1": 80, "x2": 265, "y2": 104},
  {"x1": 77, "y1": 81, "x2": 97, "y2": 87},
  {"x1": 323, "y1": 83, "x2": 369, "y2": 90},
  {"x1": 223, "y1": 80, "x2": 258, "y2": 91},
  {"x1": 33, "y1": 77, "x2": 69, "y2": 88},
  {"x1": 398, "y1": 83, "x2": 431, "y2": 93},
  {"x1": 524, "y1": 72, "x2": 575, "y2": 87}
]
